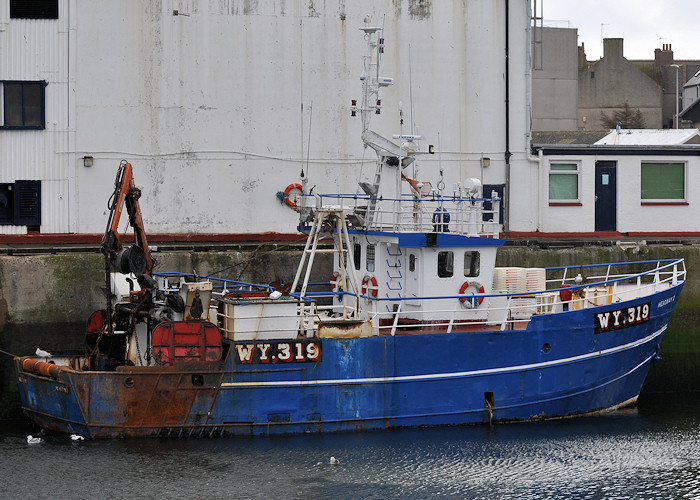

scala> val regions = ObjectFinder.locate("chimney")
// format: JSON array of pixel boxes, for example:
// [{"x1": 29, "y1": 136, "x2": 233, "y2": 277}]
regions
[
  {"x1": 603, "y1": 38, "x2": 624, "y2": 60},
  {"x1": 655, "y1": 43, "x2": 674, "y2": 66},
  {"x1": 578, "y1": 42, "x2": 587, "y2": 69}
]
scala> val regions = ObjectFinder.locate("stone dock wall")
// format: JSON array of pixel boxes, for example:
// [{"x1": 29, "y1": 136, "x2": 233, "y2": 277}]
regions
[{"x1": 1, "y1": 243, "x2": 698, "y2": 419}]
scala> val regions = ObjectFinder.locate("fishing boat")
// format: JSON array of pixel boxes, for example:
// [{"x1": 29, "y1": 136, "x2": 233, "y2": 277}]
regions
[{"x1": 14, "y1": 25, "x2": 685, "y2": 438}]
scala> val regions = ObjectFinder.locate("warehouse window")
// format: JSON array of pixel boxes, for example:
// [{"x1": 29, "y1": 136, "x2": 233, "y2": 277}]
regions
[
  {"x1": 10, "y1": 0, "x2": 58, "y2": 19},
  {"x1": 641, "y1": 162, "x2": 685, "y2": 202},
  {"x1": 549, "y1": 163, "x2": 579, "y2": 201},
  {"x1": 0, "y1": 181, "x2": 41, "y2": 226},
  {"x1": 1, "y1": 81, "x2": 46, "y2": 129}
]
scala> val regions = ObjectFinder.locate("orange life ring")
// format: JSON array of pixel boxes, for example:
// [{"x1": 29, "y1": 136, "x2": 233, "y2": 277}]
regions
[
  {"x1": 459, "y1": 280, "x2": 484, "y2": 308},
  {"x1": 284, "y1": 183, "x2": 303, "y2": 209},
  {"x1": 361, "y1": 275, "x2": 379, "y2": 298}
]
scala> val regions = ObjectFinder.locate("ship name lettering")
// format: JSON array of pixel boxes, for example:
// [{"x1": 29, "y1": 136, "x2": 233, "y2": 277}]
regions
[
  {"x1": 595, "y1": 302, "x2": 650, "y2": 334},
  {"x1": 235, "y1": 344, "x2": 256, "y2": 363},
  {"x1": 235, "y1": 340, "x2": 322, "y2": 364},
  {"x1": 658, "y1": 296, "x2": 675, "y2": 308}
]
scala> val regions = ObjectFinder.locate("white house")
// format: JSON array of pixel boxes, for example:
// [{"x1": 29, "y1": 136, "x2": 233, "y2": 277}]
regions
[{"x1": 531, "y1": 130, "x2": 700, "y2": 234}]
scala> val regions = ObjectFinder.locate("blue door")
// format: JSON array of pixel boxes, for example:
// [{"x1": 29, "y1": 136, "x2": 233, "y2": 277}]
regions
[{"x1": 595, "y1": 161, "x2": 616, "y2": 231}]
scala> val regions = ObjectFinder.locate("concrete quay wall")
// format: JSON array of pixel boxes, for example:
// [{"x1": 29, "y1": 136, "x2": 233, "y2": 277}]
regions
[{"x1": 1, "y1": 243, "x2": 698, "y2": 419}]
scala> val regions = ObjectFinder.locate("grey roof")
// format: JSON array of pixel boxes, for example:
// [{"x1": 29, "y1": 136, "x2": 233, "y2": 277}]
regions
[{"x1": 531, "y1": 130, "x2": 609, "y2": 145}]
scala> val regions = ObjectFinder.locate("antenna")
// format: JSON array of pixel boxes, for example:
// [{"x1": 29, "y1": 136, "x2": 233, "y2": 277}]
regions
[
  {"x1": 302, "y1": 102, "x2": 312, "y2": 179},
  {"x1": 409, "y1": 44, "x2": 415, "y2": 136}
]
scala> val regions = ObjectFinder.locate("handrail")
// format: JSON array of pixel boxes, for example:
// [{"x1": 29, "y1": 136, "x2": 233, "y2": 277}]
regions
[
  {"x1": 155, "y1": 259, "x2": 685, "y2": 338},
  {"x1": 297, "y1": 192, "x2": 502, "y2": 237}
]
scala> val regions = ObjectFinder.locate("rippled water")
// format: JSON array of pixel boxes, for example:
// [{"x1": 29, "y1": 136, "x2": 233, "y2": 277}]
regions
[{"x1": 1, "y1": 395, "x2": 699, "y2": 499}]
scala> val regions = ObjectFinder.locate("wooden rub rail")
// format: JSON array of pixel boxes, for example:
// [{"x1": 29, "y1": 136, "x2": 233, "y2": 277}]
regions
[{"x1": 19, "y1": 357, "x2": 65, "y2": 378}]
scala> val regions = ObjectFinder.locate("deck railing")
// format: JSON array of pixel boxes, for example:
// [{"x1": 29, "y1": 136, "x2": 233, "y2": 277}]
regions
[
  {"x1": 156, "y1": 258, "x2": 685, "y2": 339},
  {"x1": 299, "y1": 193, "x2": 501, "y2": 238},
  {"x1": 293, "y1": 258, "x2": 686, "y2": 335}
]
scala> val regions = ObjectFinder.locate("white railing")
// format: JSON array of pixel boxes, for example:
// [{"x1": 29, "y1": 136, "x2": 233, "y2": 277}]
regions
[
  {"x1": 159, "y1": 258, "x2": 685, "y2": 341},
  {"x1": 293, "y1": 258, "x2": 686, "y2": 336},
  {"x1": 301, "y1": 193, "x2": 501, "y2": 238}
]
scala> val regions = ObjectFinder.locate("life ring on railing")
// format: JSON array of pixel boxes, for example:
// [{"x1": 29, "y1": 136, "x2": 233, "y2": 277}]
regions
[
  {"x1": 330, "y1": 272, "x2": 342, "y2": 293},
  {"x1": 283, "y1": 183, "x2": 303, "y2": 209},
  {"x1": 361, "y1": 274, "x2": 379, "y2": 298},
  {"x1": 459, "y1": 280, "x2": 485, "y2": 308}
]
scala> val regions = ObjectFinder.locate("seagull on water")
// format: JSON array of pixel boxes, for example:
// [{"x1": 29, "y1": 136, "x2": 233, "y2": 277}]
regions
[
  {"x1": 27, "y1": 435, "x2": 42, "y2": 444},
  {"x1": 329, "y1": 456, "x2": 339, "y2": 465},
  {"x1": 36, "y1": 348, "x2": 52, "y2": 359},
  {"x1": 70, "y1": 434, "x2": 85, "y2": 441}
]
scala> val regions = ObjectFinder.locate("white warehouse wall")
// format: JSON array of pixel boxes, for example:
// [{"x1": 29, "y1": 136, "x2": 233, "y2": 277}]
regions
[{"x1": 1, "y1": 0, "x2": 534, "y2": 236}]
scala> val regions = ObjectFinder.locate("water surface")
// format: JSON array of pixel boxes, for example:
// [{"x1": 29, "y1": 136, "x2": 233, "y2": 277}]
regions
[{"x1": 1, "y1": 395, "x2": 698, "y2": 499}]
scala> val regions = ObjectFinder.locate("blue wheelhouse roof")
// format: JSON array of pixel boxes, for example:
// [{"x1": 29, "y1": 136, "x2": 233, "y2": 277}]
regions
[
  {"x1": 397, "y1": 232, "x2": 506, "y2": 248},
  {"x1": 298, "y1": 226, "x2": 505, "y2": 248}
]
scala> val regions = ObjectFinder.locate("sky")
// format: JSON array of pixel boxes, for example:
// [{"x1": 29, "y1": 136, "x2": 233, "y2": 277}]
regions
[{"x1": 539, "y1": 1, "x2": 698, "y2": 61}]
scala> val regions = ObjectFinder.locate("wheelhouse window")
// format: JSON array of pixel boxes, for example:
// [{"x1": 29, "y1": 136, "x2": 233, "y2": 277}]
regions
[
  {"x1": 437, "y1": 251, "x2": 453, "y2": 278},
  {"x1": 1, "y1": 81, "x2": 46, "y2": 129},
  {"x1": 353, "y1": 243, "x2": 361, "y2": 270},
  {"x1": 641, "y1": 162, "x2": 685, "y2": 202},
  {"x1": 366, "y1": 244, "x2": 375, "y2": 272},
  {"x1": 549, "y1": 163, "x2": 579, "y2": 201},
  {"x1": 10, "y1": 0, "x2": 58, "y2": 19},
  {"x1": 464, "y1": 251, "x2": 480, "y2": 277}
]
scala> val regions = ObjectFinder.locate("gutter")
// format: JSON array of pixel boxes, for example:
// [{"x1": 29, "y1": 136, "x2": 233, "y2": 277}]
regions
[{"x1": 504, "y1": 0, "x2": 511, "y2": 233}]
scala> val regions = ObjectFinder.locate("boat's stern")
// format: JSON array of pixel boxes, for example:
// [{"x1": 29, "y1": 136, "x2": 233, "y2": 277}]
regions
[{"x1": 14, "y1": 355, "x2": 90, "y2": 436}]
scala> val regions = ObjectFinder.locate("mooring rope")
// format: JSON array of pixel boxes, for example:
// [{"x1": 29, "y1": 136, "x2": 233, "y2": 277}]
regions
[{"x1": 0, "y1": 349, "x2": 19, "y2": 358}]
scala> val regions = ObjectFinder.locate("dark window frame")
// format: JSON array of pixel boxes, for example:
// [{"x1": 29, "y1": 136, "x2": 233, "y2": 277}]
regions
[
  {"x1": 464, "y1": 251, "x2": 480, "y2": 277},
  {"x1": 1, "y1": 80, "x2": 47, "y2": 130},
  {"x1": 353, "y1": 243, "x2": 361, "y2": 270},
  {"x1": 10, "y1": 0, "x2": 59, "y2": 19},
  {"x1": 437, "y1": 251, "x2": 454, "y2": 278},
  {"x1": 0, "y1": 180, "x2": 41, "y2": 226},
  {"x1": 366, "y1": 244, "x2": 375, "y2": 272}
]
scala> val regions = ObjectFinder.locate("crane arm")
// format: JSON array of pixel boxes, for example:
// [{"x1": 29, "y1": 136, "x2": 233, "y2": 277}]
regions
[{"x1": 101, "y1": 161, "x2": 154, "y2": 276}]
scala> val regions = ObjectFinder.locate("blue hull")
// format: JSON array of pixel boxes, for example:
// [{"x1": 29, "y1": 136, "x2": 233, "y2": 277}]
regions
[{"x1": 14, "y1": 285, "x2": 682, "y2": 438}]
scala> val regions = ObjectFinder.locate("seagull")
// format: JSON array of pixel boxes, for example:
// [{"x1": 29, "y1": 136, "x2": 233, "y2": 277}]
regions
[
  {"x1": 329, "y1": 456, "x2": 339, "y2": 465},
  {"x1": 70, "y1": 434, "x2": 85, "y2": 441},
  {"x1": 35, "y1": 348, "x2": 52, "y2": 359},
  {"x1": 27, "y1": 435, "x2": 42, "y2": 444}
]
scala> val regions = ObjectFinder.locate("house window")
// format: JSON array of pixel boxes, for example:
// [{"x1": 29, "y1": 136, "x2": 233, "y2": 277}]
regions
[
  {"x1": 1, "y1": 81, "x2": 46, "y2": 129},
  {"x1": 366, "y1": 244, "x2": 375, "y2": 272},
  {"x1": 549, "y1": 163, "x2": 579, "y2": 201},
  {"x1": 437, "y1": 251, "x2": 453, "y2": 278},
  {"x1": 464, "y1": 251, "x2": 480, "y2": 277},
  {"x1": 10, "y1": 0, "x2": 58, "y2": 19},
  {"x1": 641, "y1": 162, "x2": 685, "y2": 201}
]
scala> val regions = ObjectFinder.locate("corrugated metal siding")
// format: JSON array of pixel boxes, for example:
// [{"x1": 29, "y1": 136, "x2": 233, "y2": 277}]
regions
[
  {"x1": 0, "y1": 1, "x2": 537, "y2": 235},
  {"x1": 0, "y1": 0, "x2": 74, "y2": 234}
]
